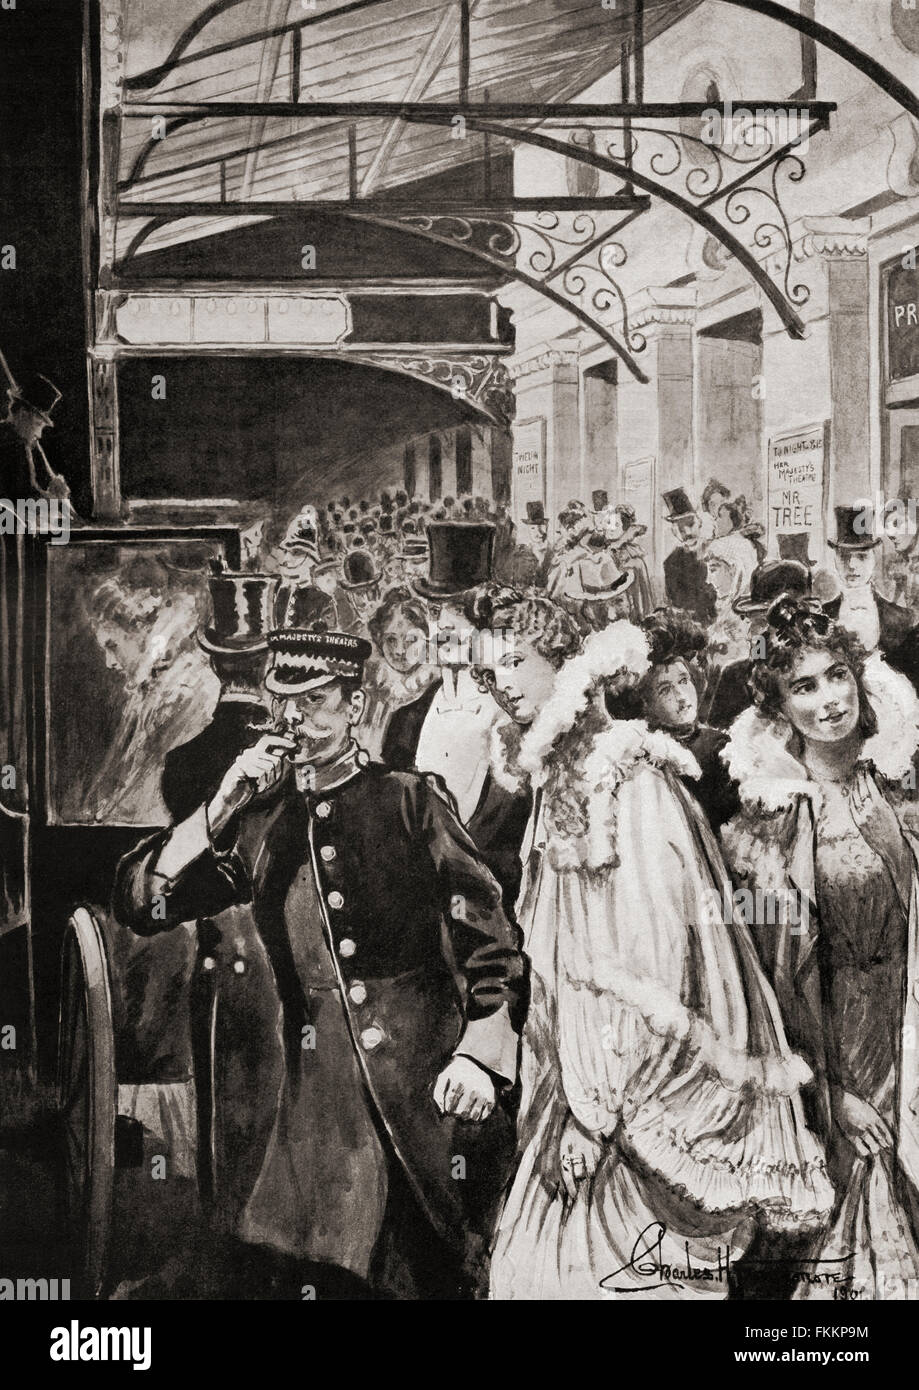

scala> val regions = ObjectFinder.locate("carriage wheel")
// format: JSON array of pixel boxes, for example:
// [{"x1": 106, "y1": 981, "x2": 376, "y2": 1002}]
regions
[{"x1": 57, "y1": 906, "x2": 116, "y2": 1298}]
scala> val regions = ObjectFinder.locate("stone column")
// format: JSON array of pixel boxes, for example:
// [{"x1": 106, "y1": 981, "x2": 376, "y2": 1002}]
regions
[
  {"x1": 506, "y1": 347, "x2": 580, "y2": 530},
  {"x1": 616, "y1": 289, "x2": 697, "y2": 572},
  {"x1": 761, "y1": 217, "x2": 870, "y2": 551}
]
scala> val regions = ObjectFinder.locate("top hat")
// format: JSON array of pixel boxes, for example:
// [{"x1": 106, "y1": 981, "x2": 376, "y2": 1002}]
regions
[
  {"x1": 777, "y1": 533, "x2": 816, "y2": 567},
  {"x1": 592, "y1": 489, "x2": 609, "y2": 514},
  {"x1": 9, "y1": 371, "x2": 62, "y2": 425},
  {"x1": 663, "y1": 488, "x2": 697, "y2": 522},
  {"x1": 265, "y1": 629, "x2": 372, "y2": 696},
  {"x1": 828, "y1": 504, "x2": 882, "y2": 550},
  {"x1": 524, "y1": 501, "x2": 546, "y2": 526},
  {"x1": 412, "y1": 522, "x2": 495, "y2": 600},
  {"x1": 199, "y1": 572, "x2": 278, "y2": 655},
  {"x1": 274, "y1": 583, "x2": 338, "y2": 632},
  {"x1": 733, "y1": 559, "x2": 812, "y2": 615},
  {"x1": 379, "y1": 513, "x2": 394, "y2": 534}
]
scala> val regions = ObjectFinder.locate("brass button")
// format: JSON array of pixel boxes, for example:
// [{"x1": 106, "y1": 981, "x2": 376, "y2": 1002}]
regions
[
  {"x1": 360, "y1": 1026, "x2": 384, "y2": 1051},
  {"x1": 232, "y1": 958, "x2": 246, "y2": 975},
  {"x1": 320, "y1": 845, "x2": 336, "y2": 862},
  {"x1": 328, "y1": 891, "x2": 344, "y2": 910},
  {"x1": 202, "y1": 956, "x2": 216, "y2": 972},
  {"x1": 316, "y1": 801, "x2": 331, "y2": 819},
  {"x1": 349, "y1": 981, "x2": 367, "y2": 1005},
  {"x1": 339, "y1": 938, "x2": 356, "y2": 958}
]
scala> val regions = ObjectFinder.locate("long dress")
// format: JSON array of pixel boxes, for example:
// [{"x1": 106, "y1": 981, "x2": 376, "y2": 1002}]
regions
[
  {"x1": 489, "y1": 721, "x2": 833, "y2": 1300},
  {"x1": 796, "y1": 782, "x2": 919, "y2": 1300}
]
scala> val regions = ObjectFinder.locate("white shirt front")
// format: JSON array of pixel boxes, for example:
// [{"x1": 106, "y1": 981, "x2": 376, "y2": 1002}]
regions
[
  {"x1": 837, "y1": 585, "x2": 881, "y2": 652},
  {"x1": 415, "y1": 668, "x2": 498, "y2": 824}
]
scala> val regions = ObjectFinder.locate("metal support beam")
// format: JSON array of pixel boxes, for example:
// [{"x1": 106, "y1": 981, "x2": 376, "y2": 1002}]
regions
[
  {"x1": 121, "y1": 100, "x2": 837, "y2": 121},
  {"x1": 116, "y1": 196, "x2": 651, "y2": 217}
]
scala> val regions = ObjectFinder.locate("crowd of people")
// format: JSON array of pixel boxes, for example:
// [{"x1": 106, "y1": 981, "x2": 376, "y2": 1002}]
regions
[{"x1": 114, "y1": 476, "x2": 919, "y2": 1301}]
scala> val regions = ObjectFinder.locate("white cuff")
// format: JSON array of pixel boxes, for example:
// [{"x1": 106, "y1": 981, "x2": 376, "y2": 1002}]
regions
[
  {"x1": 454, "y1": 1002, "x2": 519, "y2": 1086},
  {"x1": 152, "y1": 804, "x2": 211, "y2": 885}
]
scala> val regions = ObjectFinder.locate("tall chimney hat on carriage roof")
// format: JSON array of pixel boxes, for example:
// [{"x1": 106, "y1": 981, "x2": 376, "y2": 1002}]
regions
[
  {"x1": 776, "y1": 533, "x2": 817, "y2": 568},
  {"x1": 828, "y1": 504, "x2": 883, "y2": 550},
  {"x1": 265, "y1": 629, "x2": 372, "y2": 696},
  {"x1": 412, "y1": 521, "x2": 495, "y2": 601},
  {"x1": 199, "y1": 571, "x2": 278, "y2": 655},
  {"x1": 8, "y1": 370, "x2": 62, "y2": 425},
  {"x1": 662, "y1": 488, "x2": 697, "y2": 522}
]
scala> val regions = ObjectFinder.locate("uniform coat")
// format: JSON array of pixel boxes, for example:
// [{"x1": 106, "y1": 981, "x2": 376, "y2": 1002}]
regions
[{"x1": 112, "y1": 753, "x2": 528, "y2": 1290}]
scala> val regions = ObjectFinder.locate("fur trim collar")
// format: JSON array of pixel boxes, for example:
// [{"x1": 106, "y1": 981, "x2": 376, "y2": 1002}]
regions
[
  {"x1": 581, "y1": 721, "x2": 701, "y2": 788},
  {"x1": 488, "y1": 715, "x2": 528, "y2": 794},
  {"x1": 723, "y1": 652, "x2": 919, "y2": 812},
  {"x1": 518, "y1": 621, "x2": 651, "y2": 776}
]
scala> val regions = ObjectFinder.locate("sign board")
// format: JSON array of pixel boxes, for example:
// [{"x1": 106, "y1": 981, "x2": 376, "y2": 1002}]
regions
[
  {"x1": 621, "y1": 456, "x2": 656, "y2": 562},
  {"x1": 887, "y1": 257, "x2": 919, "y2": 385},
  {"x1": 512, "y1": 417, "x2": 546, "y2": 523},
  {"x1": 766, "y1": 422, "x2": 829, "y2": 549}
]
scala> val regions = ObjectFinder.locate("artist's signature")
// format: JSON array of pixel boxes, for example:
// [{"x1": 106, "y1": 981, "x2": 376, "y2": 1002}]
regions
[
  {"x1": 599, "y1": 1222, "x2": 858, "y2": 1296},
  {"x1": 600, "y1": 1223, "x2": 732, "y2": 1293}
]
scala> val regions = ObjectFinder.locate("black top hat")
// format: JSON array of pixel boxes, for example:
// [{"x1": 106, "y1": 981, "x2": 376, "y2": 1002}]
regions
[
  {"x1": 592, "y1": 489, "x2": 609, "y2": 513},
  {"x1": 265, "y1": 629, "x2": 372, "y2": 695},
  {"x1": 274, "y1": 583, "x2": 338, "y2": 632},
  {"x1": 9, "y1": 371, "x2": 62, "y2": 425},
  {"x1": 733, "y1": 559, "x2": 812, "y2": 615},
  {"x1": 524, "y1": 501, "x2": 546, "y2": 525},
  {"x1": 828, "y1": 504, "x2": 882, "y2": 550},
  {"x1": 777, "y1": 533, "x2": 816, "y2": 567},
  {"x1": 412, "y1": 522, "x2": 495, "y2": 600},
  {"x1": 199, "y1": 573, "x2": 278, "y2": 655},
  {"x1": 663, "y1": 488, "x2": 697, "y2": 522},
  {"x1": 379, "y1": 513, "x2": 394, "y2": 533}
]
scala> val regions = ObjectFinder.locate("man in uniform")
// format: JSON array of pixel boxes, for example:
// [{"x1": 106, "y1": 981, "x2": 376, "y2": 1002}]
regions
[{"x1": 114, "y1": 624, "x2": 527, "y2": 1299}]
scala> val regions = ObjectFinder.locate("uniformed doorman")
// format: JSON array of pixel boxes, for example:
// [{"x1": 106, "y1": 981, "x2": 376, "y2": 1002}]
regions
[{"x1": 114, "y1": 625, "x2": 528, "y2": 1299}]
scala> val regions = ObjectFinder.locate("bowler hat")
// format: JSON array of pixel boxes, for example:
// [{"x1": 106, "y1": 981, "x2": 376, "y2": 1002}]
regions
[
  {"x1": 340, "y1": 548, "x2": 382, "y2": 592},
  {"x1": 9, "y1": 370, "x2": 62, "y2": 425},
  {"x1": 265, "y1": 629, "x2": 372, "y2": 695},
  {"x1": 663, "y1": 488, "x2": 697, "y2": 522},
  {"x1": 412, "y1": 521, "x2": 495, "y2": 600},
  {"x1": 199, "y1": 572, "x2": 278, "y2": 655},
  {"x1": 733, "y1": 559, "x2": 812, "y2": 615},
  {"x1": 828, "y1": 505, "x2": 882, "y2": 550}
]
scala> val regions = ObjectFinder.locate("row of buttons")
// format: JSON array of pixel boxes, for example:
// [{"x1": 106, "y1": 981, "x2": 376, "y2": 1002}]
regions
[{"x1": 312, "y1": 803, "x2": 382, "y2": 1052}]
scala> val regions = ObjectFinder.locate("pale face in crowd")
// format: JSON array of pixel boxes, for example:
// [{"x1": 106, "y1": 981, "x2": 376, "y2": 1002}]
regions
[
  {"x1": 644, "y1": 659, "x2": 699, "y2": 732},
  {"x1": 379, "y1": 606, "x2": 427, "y2": 676},
  {"x1": 271, "y1": 683, "x2": 364, "y2": 765},
  {"x1": 886, "y1": 510, "x2": 918, "y2": 555},
  {"x1": 430, "y1": 599, "x2": 474, "y2": 667},
  {"x1": 778, "y1": 648, "x2": 860, "y2": 746},
  {"x1": 488, "y1": 636, "x2": 557, "y2": 726},
  {"x1": 834, "y1": 546, "x2": 876, "y2": 590},
  {"x1": 672, "y1": 515, "x2": 702, "y2": 552},
  {"x1": 715, "y1": 504, "x2": 736, "y2": 538}
]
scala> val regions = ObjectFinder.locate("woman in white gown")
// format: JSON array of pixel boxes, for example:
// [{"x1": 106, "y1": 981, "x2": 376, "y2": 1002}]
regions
[{"x1": 469, "y1": 591, "x2": 834, "y2": 1299}]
